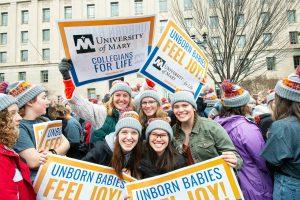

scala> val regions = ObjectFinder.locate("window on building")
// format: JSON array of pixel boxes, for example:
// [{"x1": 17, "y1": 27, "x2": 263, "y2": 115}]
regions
[
  {"x1": 260, "y1": 0, "x2": 270, "y2": 4},
  {"x1": 237, "y1": 14, "x2": 245, "y2": 27},
  {"x1": 21, "y1": 31, "x2": 28, "y2": 43},
  {"x1": 64, "y1": 6, "x2": 72, "y2": 19},
  {"x1": 87, "y1": 4, "x2": 95, "y2": 19},
  {"x1": 0, "y1": 52, "x2": 7, "y2": 63},
  {"x1": 208, "y1": 0, "x2": 219, "y2": 7},
  {"x1": 294, "y1": 55, "x2": 300, "y2": 69},
  {"x1": 211, "y1": 37, "x2": 221, "y2": 47},
  {"x1": 160, "y1": 20, "x2": 167, "y2": 33},
  {"x1": 234, "y1": 0, "x2": 242, "y2": 6},
  {"x1": 266, "y1": 57, "x2": 276, "y2": 70},
  {"x1": 184, "y1": 0, "x2": 193, "y2": 10},
  {"x1": 134, "y1": 0, "x2": 143, "y2": 15},
  {"x1": 87, "y1": 88, "x2": 96, "y2": 99},
  {"x1": 263, "y1": 33, "x2": 272, "y2": 46},
  {"x1": 21, "y1": 10, "x2": 29, "y2": 24},
  {"x1": 237, "y1": 35, "x2": 246, "y2": 48},
  {"x1": 209, "y1": 16, "x2": 219, "y2": 28},
  {"x1": 289, "y1": 31, "x2": 299, "y2": 44},
  {"x1": 159, "y1": 0, "x2": 168, "y2": 12},
  {"x1": 41, "y1": 70, "x2": 48, "y2": 83},
  {"x1": 42, "y1": 29, "x2": 50, "y2": 42},
  {"x1": 111, "y1": 2, "x2": 119, "y2": 17},
  {"x1": 0, "y1": 73, "x2": 4, "y2": 81},
  {"x1": 42, "y1": 8, "x2": 50, "y2": 22},
  {"x1": 261, "y1": 12, "x2": 270, "y2": 25},
  {"x1": 18, "y1": 72, "x2": 26, "y2": 81},
  {"x1": 1, "y1": 12, "x2": 8, "y2": 26},
  {"x1": 0, "y1": 33, "x2": 7, "y2": 45},
  {"x1": 20, "y1": 50, "x2": 28, "y2": 62},
  {"x1": 42, "y1": 48, "x2": 50, "y2": 60},
  {"x1": 287, "y1": 10, "x2": 296, "y2": 23},
  {"x1": 184, "y1": 18, "x2": 193, "y2": 30}
]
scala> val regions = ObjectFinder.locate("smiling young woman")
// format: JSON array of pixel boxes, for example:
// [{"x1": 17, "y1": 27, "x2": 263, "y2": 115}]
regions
[{"x1": 140, "y1": 119, "x2": 187, "y2": 179}]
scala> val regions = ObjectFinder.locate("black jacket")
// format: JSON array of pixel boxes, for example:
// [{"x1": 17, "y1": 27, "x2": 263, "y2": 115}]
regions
[
  {"x1": 81, "y1": 140, "x2": 112, "y2": 166},
  {"x1": 140, "y1": 153, "x2": 187, "y2": 179}
]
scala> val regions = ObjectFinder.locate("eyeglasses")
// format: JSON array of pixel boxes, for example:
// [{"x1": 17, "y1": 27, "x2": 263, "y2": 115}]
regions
[
  {"x1": 150, "y1": 133, "x2": 168, "y2": 139},
  {"x1": 141, "y1": 101, "x2": 157, "y2": 106}
]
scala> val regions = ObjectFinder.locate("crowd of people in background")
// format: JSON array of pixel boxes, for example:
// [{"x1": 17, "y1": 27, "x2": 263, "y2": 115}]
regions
[{"x1": 0, "y1": 59, "x2": 299, "y2": 199}]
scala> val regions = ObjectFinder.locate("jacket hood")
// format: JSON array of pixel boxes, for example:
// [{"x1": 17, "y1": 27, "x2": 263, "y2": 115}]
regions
[
  {"x1": 215, "y1": 115, "x2": 248, "y2": 133},
  {"x1": 104, "y1": 132, "x2": 116, "y2": 152}
]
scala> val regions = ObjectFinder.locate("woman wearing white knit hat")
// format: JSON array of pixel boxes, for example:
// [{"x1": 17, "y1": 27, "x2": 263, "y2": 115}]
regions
[{"x1": 262, "y1": 67, "x2": 300, "y2": 200}]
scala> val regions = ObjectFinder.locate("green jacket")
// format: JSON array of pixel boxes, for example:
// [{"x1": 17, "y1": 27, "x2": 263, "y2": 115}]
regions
[
  {"x1": 173, "y1": 115, "x2": 243, "y2": 169},
  {"x1": 92, "y1": 108, "x2": 119, "y2": 143}
]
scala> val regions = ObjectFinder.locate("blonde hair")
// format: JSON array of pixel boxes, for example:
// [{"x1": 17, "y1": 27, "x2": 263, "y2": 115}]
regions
[
  {"x1": 105, "y1": 95, "x2": 135, "y2": 116},
  {"x1": 0, "y1": 109, "x2": 18, "y2": 148}
]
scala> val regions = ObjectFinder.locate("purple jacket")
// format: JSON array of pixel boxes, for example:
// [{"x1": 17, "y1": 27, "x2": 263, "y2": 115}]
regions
[{"x1": 215, "y1": 115, "x2": 273, "y2": 200}]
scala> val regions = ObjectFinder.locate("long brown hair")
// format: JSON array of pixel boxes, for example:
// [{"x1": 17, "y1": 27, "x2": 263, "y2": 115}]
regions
[
  {"x1": 110, "y1": 134, "x2": 142, "y2": 179},
  {"x1": 219, "y1": 105, "x2": 251, "y2": 117},
  {"x1": 0, "y1": 109, "x2": 18, "y2": 148},
  {"x1": 273, "y1": 94, "x2": 300, "y2": 121},
  {"x1": 144, "y1": 135, "x2": 180, "y2": 172}
]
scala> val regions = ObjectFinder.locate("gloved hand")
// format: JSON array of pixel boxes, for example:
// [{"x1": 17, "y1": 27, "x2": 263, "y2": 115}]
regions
[{"x1": 58, "y1": 58, "x2": 71, "y2": 80}]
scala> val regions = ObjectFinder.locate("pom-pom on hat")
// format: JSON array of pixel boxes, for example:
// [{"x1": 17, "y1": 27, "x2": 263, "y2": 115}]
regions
[
  {"x1": 171, "y1": 90, "x2": 197, "y2": 109},
  {"x1": 275, "y1": 66, "x2": 300, "y2": 102},
  {"x1": 109, "y1": 80, "x2": 132, "y2": 97},
  {"x1": 114, "y1": 111, "x2": 142, "y2": 136},
  {"x1": 145, "y1": 118, "x2": 173, "y2": 140},
  {"x1": 221, "y1": 80, "x2": 250, "y2": 107},
  {"x1": 6, "y1": 81, "x2": 45, "y2": 108},
  {"x1": 201, "y1": 85, "x2": 219, "y2": 107},
  {"x1": 0, "y1": 93, "x2": 17, "y2": 111}
]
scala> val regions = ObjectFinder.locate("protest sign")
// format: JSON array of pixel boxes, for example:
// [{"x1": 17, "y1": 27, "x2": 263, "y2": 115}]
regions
[
  {"x1": 126, "y1": 157, "x2": 244, "y2": 200},
  {"x1": 33, "y1": 155, "x2": 136, "y2": 200},
  {"x1": 33, "y1": 120, "x2": 63, "y2": 152},
  {"x1": 58, "y1": 16, "x2": 155, "y2": 86},
  {"x1": 139, "y1": 20, "x2": 209, "y2": 99}
]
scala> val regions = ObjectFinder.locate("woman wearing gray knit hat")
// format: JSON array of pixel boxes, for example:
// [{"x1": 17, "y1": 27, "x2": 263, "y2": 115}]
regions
[
  {"x1": 5, "y1": 81, "x2": 70, "y2": 181},
  {"x1": 262, "y1": 67, "x2": 300, "y2": 200},
  {"x1": 83, "y1": 111, "x2": 142, "y2": 179},
  {"x1": 140, "y1": 118, "x2": 187, "y2": 178},
  {"x1": 58, "y1": 59, "x2": 134, "y2": 142},
  {"x1": 215, "y1": 80, "x2": 273, "y2": 200},
  {"x1": 138, "y1": 89, "x2": 168, "y2": 140},
  {"x1": 0, "y1": 94, "x2": 36, "y2": 199},
  {"x1": 171, "y1": 90, "x2": 242, "y2": 169}
]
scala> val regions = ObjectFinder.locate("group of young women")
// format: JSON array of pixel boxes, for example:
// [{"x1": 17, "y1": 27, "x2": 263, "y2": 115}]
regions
[{"x1": 0, "y1": 59, "x2": 299, "y2": 199}]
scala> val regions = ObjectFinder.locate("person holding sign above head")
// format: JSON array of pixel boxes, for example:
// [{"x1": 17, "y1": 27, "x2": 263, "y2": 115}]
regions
[
  {"x1": 0, "y1": 94, "x2": 36, "y2": 199},
  {"x1": 214, "y1": 80, "x2": 273, "y2": 200},
  {"x1": 82, "y1": 111, "x2": 142, "y2": 179},
  {"x1": 5, "y1": 81, "x2": 70, "y2": 181},
  {"x1": 137, "y1": 89, "x2": 169, "y2": 140},
  {"x1": 59, "y1": 58, "x2": 134, "y2": 143},
  {"x1": 171, "y1": 90, "x2": 243, "y2": 168},
  {"x1": 140, "y1": 118, "x2": 187, "y2": 179}
]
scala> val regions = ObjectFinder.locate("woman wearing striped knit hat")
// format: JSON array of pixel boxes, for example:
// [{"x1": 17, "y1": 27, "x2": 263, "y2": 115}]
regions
[{"x1": 262, "y1": 67, "x2": 300, "y2": 200}]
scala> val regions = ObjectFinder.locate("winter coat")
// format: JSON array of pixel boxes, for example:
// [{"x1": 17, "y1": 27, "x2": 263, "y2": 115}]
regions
[
  {"x1": 92, "y1": 108, "x2": 119, "y2": 142},
  {"x1": 215, "y1": 115, "x2": 273, "y2": 200},
  {"x1": 81, "y1": 133, "x2": 115, "y2": 166},
  {"x1": 140, "y1": 152, "x2": 187, "y2": 179},
  {"x1": 0, "y1": 144, "x2": 36, "y2": 200},
  {"x1": 173, "y1": 115, "x2": 243, "y2": 169}
]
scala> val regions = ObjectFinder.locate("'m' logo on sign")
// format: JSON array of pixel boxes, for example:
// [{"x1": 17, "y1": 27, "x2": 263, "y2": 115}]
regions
[
  {"x1": 73, "y1": 34, "x2": 96, "y2": 54},
  {"x1": 153, "y1": 56, "x2": 165, "y2": 70}
]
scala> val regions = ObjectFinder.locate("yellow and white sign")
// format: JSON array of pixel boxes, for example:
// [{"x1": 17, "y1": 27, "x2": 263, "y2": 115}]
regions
[
  {"x1": 58, "y1": 16, "x2": 155, "y2": 86},
  {"x1": 126, "y1": 157, "x2": 244, "y2": 200},
  {"x1": 139, "y1": 20, "x2": 209, "y2": 99},
  {"x1": 33, "y1": 120, "x2": 63, "y2": 152},
  {"x1": 33, "y1": 155, "x2": 136, "y2": 200}
]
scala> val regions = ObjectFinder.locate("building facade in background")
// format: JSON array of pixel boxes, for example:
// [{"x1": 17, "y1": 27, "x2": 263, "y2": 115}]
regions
[{"x1": 0, "y1": 0, "x2": 299, "y2": 99}]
